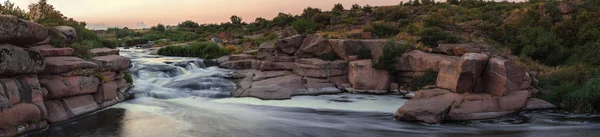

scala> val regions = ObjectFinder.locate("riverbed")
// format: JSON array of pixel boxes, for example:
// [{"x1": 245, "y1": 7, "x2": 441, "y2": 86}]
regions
[{"x1": 23, "y1": 48, "x2": 600, "y2": 137}]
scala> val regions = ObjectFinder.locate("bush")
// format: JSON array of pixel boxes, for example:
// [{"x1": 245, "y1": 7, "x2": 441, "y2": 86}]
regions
[
  {"x1": 372, "y1": 40, "x2": 409, "y2": 75},
  {"x1": 539, "y1": 66, "x2": 600, "y2": 113},
  {"x1": 356, "y1": 46, "x2": 372, "y2": 60},
  {"x1": 319, "y1": 52, "x2": 340, "y2": 61},
  {"x1": 419, "y1": 27, "x2": 459, "y2": 47},
  {"x1": 292, "y1": 19, "x2": 317, "y2": 34},
  {"x1": 364, "y1": 22, "x2": 400, "y2": 38},
  {"x1": 124, "y1": 71, "x2": 134, "y2": 84},
  {"x1": 157, "y1": 42, "x2": 229, "y2": 59},
  {"x1": 409, "y1": 71, "x2": 438, "y2": 91}
]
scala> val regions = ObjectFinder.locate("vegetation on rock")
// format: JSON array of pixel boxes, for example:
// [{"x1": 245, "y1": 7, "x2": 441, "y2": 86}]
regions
[{"x1": 157, "y1": 42, "x2": 231, "y2": 59}]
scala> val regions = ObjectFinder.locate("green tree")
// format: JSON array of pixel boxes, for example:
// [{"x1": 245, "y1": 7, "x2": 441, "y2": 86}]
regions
[
  {"x1": 419, "y1": 27, "x2": 459, "y2": 47},
  {"x1": 292, "y1": 19, "x2": 317, "y2": 34},
  {"x1": 362, "y1": 5, "x2": 373, "y2": 13},
  {"x1": 301, "y1": 7, "x2": 322, "y2": 19},
  {"x1": 0, "y1": 0, "x2": 29, "y2": 19},
  {"x1": 351, "y1": 4, "x2": 361, "y2": 11},
  {"x1": 447, "y1": 0, "x2": 459, "y2": 5},
  {"x1": 178, "y1": 20, "x2": 200, "y2": 29},
  {"x1": 151, "y1": 24, "x2": 166, "y2": 32},
  {"x1": 332, "y1": 3, "x2": 344, "y2": 12},
  {"x1": 230, "y1": 15, "x2": 243, "y2": 24},
  {"x1": 272, "y1": 13, "x2": 295, "y2": 27}
]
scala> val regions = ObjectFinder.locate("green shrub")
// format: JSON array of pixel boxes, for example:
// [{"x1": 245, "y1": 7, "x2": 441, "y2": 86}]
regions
[
  {"x1": 356, "y1": 46, "x2": 372, "y2": 60},
  {"x1": 419, "y1": 27, "x2": 459, "y2": 47},
  {"x1": 124, "y1": 71, "x2": 134, "y2": 84},
  {"x1": 319, "y1": 52, "x2": 340, "y2": 61},
  {"x1": 372, "y1": 40, "x2": 409, "y2": 75},
  {"x1": 364, "y1": 22, "x2": 400, "y2": 38},
  {"x1": 539, "y1": 67, "x2": 600, "y2": 113},
  {"x1": 157, "y1": 42, "x2": 229, "y2": 59},
  {"x1": 410, "y1": 71, "x2": 438, "y2": 91},
  {"x1": 292, "y1": 19, "x2": 318, "y2": 34}
]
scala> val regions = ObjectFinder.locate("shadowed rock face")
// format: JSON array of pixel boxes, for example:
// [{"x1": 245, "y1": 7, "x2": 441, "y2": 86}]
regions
[
  {"x1": 349, "y1": 60, "x2": 390, "y2": 91},
  {"x1": 0, "y1": 44, "x2": 45, "y2": 76},
  {"x1": 0, "y1": 15, "x2": 49, "y2": 46},
  {"x1": 275, "y1": 35, "x2": 304, "y2": 55},
  {"x1": 436, "y1": 53, "x2": 489, "y2": 93},
  {"x1": 482, "y1": 58, "x2": 531, "y2": 96}
]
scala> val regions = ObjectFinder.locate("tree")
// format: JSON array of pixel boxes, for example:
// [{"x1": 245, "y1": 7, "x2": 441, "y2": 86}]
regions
[
  {"x1": 178, "y1": 20, "x2": 200, "y2": 29},
  {"x1": 272, "y1": 13, "x2": 295, "y2": 27},
  {"x1": 0, "y1": 0, "x2": 29, "y2": 19},
  {"x1": 351, "y1": 4, "x2": 361, "y2": 11},
  {"x1": 28, "y1": 0, "x2": 64, "y2": 21},
  {"x1": 447, "y1": 0, "x2": 459, "y2": 5},
  {"x1": 413, "y1": 0, "x2": 421, "y2": 6},
  {"x1": 151, "y1": 24, "x2": 166, "y2": 32},
  {"x1": 311, "y1": 13, "x2": 333, "y2": 25},
  {"x1": 230, "y1": 15, "x2": 243, "y2": 24},
  {"x1": 419, "y1": 27, "x2": 459, "y2": 47},
  {"x1": 363, "y1": 5, "x2": 373, "y2": 13},
  {"x1": 332, "y1": 3, "x2": 344, "y2": 12},
  {"x1": 301, "y1": 7, "x2": 322, "y2": 19},
  {"x1": 292, "y1": 19, "x2": 317, "y2": 34}
]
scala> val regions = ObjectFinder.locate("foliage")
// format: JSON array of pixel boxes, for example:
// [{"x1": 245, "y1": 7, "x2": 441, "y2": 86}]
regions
[
  {"x1": 410, "y1": 71, "x2": 438, "y2": 91},
  {"x1": 356, "y1": 46, "x2": 372, "y2": 60},
  {"x1": 178, "y1": 20, "x2": 200, "y2": 29},
  {"x1": 0, "y1": 0, "x2": 29, "y2": 19},
  {"x1": 124, "y1": 71, "x2": 134, "y2": 84},
  {"x1": 539, "y1": 66, "x2": 600, "y2": 113},
  {"x1": 291, "y1": 19, "x2": 317, "y2": 34},
  {"x1": 372, "y1": 40, "x2": 409, "y2": 75},
  {"x1": 419, "y1": 27, "x2": 459, "y2": 47},
  {"x1": 319, "y1": 52, "x2": 340, "y2": 61},
  {"x1": 230, "y1": 15, "x2": 243, "y2": 24},
  {"x1": 364, "y1": 22, "x2": 400, "y2": 38},
  {"x1": 272, "y1": 13, "x2": 295, "y2": 27},
  {"x1": 157, "y1": 42, "x2": 230, "y2": 59}
]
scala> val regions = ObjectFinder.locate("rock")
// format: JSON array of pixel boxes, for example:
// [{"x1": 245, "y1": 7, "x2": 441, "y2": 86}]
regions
[
  {"x1": 243, "y1": 49, "x2": 258, "y2": 55},
  {"x1": 276, "y1": 29, "x2": 298, "y2": 39},
  {"x1": 0, "y1": 103, "x2": 47, "y2": 136},
  {"x1": 219, "y1": 59, "x2": 261, "y2": 69},
  {"x1": 329, "y1": 39, "x2": 364, "y2": 60},
  {"x1": 391, "y1": 83, "x2": 399, "y2": 91},
  {"x1": 34, "y1": 46, "x2": 75, "y2": 57},
  {"x1": 90, "y1": 48, "x2": 120, "y2": 56},
  {"x1": 101, "y1": 71, "x2": 117, "y2": 82},
  {"x1": 348, "y1": 56, "x2": 358, "y2": 61},
  {"x1": 328, "y1": 75, "x2": 349, "y2": 86},
  {"x1": 211, "y1": 37, "x2": 223, "y2": 45},
  {"x1": 99, "y1": 99, "x2": 118, "y2": 109},
  {"x1": 436, "y1": 53, "x2": 489, "y2": 93},
  {"x1": 292, "y1": 58, "x2": 348, "y2": 78},
  {"x1": 0, "y1": 44, "x2": 45, "y2": 75},
  {"x1": 114, "y1": 78, "x2": 128, "y2": 88},
  {"x1": 361, "y1": 32, "x2": 378, "y2": 39},
  {"x1": 51, "y1": 26, "x2": 78, "y2": 43},
  {"x1": 395, "y1": 93, "x2": 463, "y2": 123},
  {"x1": 228, "y1": 54, "x2": 255, "y2": 61},
  {"x1": 257, "y1": 42, "x2": 275, "y2": 60},
  {"x1": 361, "y1": 39, "x2": 395, "y2": 60},
  {"x1": 218, "y1": 32, "x2": 232, "y2": 40},
  {"x1": 482, "y1": 58, "x2": 531, "y2": 96},
  {"x1": 0, "y1": 76, "x2": 43, "y2": 106},
  {"x1": 412, "y1": 88, "x2": 453, "y2": 100},
  {"x1": 524, "y1": 98, "x2": 557, "y2": 110},
  {"x1": 295, "y1": 34, "x2": 334, "y2": 57},
  {"x1": 93, "y1": 81, "x2": 118, "y2": 104},
  {"x1": 300, "y1": 77, "x2": 342, "y2": 95},
  {"x1": 349, "y1": 60, "x2": 390, "y2": 90},
  {"x1": 43, "y1": 56, "x2": 98, "y2": 76},
  {"x1": 266, "y1": 54, "x2": 294, "y2": 62},
  {"x1": 447, "y1": 90, "x2": 530, "y2": 120},
  {"x1": 39, "y1": 75, "x2": 100, "y2": 99},
  {"x1": 253, "y1": 71, "x2": 292, "y2": 81},
  {"x1": 234, "y1": 74, "x2": 306, "y2": 100},
  {"x1": 434, "y1": 44, "x2": 486, "y2": 56},
  {"x1": 44, "y1": 95, "x2": 99, "y2": 123},
  {"x1": 259, "y1": 61, "x2": 293, "y2": 71},
  {"x1": 0, "y1": 15, "x2": 49, "y2": 46},
  {"x1": 92, "y1": 55, "x2": 133, "y2": 71},
  {"x1": 275, "y1": 35, "x2": 303, "y2": 54},
  {"x1": 230, "y1": 70, "x2": 256, "y2": 97},
  {"x1": 403, "y1": 92, "x2": 415, "y2": 99},
  {"x1": 396, "y1": 50, "x2": 459, "y2": 72}
]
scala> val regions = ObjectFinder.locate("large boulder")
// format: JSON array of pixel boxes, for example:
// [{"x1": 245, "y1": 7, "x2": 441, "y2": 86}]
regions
[
  {"x1": 92, "y1": 55, "x2": 132, "y2": 71},
  {"x1": 0, "y1": 76, "x2": 44, "y2": 107},
  {"x1": 0, "y1": 103, "x2": 47, "y2": 136},
  {"x1": 329, "y1": 39, "x2": 364, "y2": 60},
  {"x1": 348, "y1": 60, "x2": 390, "y2": 91},
  {"x1": 275, "y1": 35, "x2": 303, "y2": 54},
  {"x1": 93, "y1": 81, "x2": 118, "y2": 104},
  {"x1": 219, "y1": 59, "x2": 261, "y2": 69},
  {"x1": 299, "y1": 77, "x2": 343, "y2": 95},
  {"x1": 396, "y1": 50, "x2": 459, "y2": 72},
  {"x1": 90, "y1": 48, "x2": 119, "y2": 56},
  {"x1": 39, "y1": 75, "x2": 100, "y2": 99},
  {"x1": 44, "y1": 95, "x2": 99, "y2": 123},
  {"x1": 482, "y1": 58, "x2": 531, "y2": 96},
  {"x1": 233, "y1": 74, "x2": 307, "y2": 100},
  {"x1": 43, "y1": 56, "x2": 98, "y2": 76},
  {"x1": 51, "y1": 26, "x2": 78, "y2": 43},
  {"x1": 447, "y1": 90, "x2": 530, "y2": 120},
  {"x1": 436, "y1": 53, "x2": 489, "y2": 93},
  {"x1": 0, "y1": 44, "x2": 45, "y2": 76},
  {"x1": 252, "y1": 71, "x2": 292, "y2": 81},
  {"x1": 395, "y1": 93, "x2": 463, "y2": 123},
  {"x1": 292, "y1": 58, "x2": 348, "y2": 78},
  {"x1": 0, "y1": 15, "x2": 49, "y2": 46},
  {"x1": 31, "y1": 45, "x2": 75, "y2": 57},
  {"x1": 524, "y1": 98, "x2": 557, "y2": 110},
  {"x1": 295, "y1": 34, "x2": 334, "y2": 58},
  {"x1": 265, "y1": 54, "x2": 294, "y2": 62},
  {"x1": 257, "y1": 42, "x2": 275, "y2": 60}
]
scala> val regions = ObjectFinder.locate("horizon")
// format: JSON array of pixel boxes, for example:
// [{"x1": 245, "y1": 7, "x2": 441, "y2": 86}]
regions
[{"x1": 7, "y1": 0, "x2": 524, "y2": 30}]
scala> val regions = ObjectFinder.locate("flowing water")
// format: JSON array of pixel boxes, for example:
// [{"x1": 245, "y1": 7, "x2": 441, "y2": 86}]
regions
[{"x1": 24, "y1": 48, "x2": 600, "y2": 137}]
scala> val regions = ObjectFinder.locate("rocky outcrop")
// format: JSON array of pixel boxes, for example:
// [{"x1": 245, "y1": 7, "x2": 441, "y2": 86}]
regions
[
  {"x1": 219, "y1": 59, "x2": 261, "y2": 69},
  {"x1": 348, "y1": 60, "x2": 390, "y2": 94},
  {"x1": 434, "y1": 44, "x2": 488, "y2": 56},
  {"x1": 292, "y1": 58, "x2": 347, "y2": 78},
  {"x1": 295, "y1": 34, "x2": 333, "y2": 57},
  {"x1": 396, "y1": 50, "x2": 458, "y2": 72},
  {"x1": 257, "y1": 42, "x2": 275, "y2": 60},
  {"x1": 436, "y1": 53, "x2": 489, "y2": 93},
  {"x1": 0, "y1": 44, "x2": 45, "y2": 76},
  {"x1": 275, "y1": 35, "x2": 303, "y2": 54},
  {"x1": 0, "y1": 15, "x2": 49, "y2": 46},
  {"x1": 0, "y1": 17, "x2": 133, "y2": 136},
  {"x1": 482, "y1": 58, "x2": 531, "y2": 96},
  {"x1": 51, "y1": 26, "x2": 77, "y2": 43},
  {"x1": 231, "y1": 71, "x2": 341, "y2": 100},
  {"x1": 228, "y1": 54, "x2": 255, "y2": 61}
]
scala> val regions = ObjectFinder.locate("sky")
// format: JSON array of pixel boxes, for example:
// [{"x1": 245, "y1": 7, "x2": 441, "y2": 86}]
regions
[{"x1": 6, "y1": 0, "x2": 524, "y2": 30}]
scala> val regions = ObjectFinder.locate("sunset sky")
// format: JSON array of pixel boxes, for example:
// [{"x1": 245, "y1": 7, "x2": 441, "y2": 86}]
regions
[{"x1": 7, "y1": 0, "x2": 524, "y2": 29}]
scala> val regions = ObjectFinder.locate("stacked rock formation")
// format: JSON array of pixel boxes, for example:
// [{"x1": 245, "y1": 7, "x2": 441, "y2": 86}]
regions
[
  {"x1": 394, "y1": 50, "x2": 553, "y2": 123},
  {"x1": 0, "y1": 15, "x2": 132, "y2": 136},
  {"x1": 219, "y1": 34, "x2": 408, "y2": 99}
]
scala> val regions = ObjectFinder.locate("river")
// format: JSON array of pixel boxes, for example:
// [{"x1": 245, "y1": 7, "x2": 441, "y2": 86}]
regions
[{"x1": 23, "y1": 48, "x2": 600, "y2": 137}]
